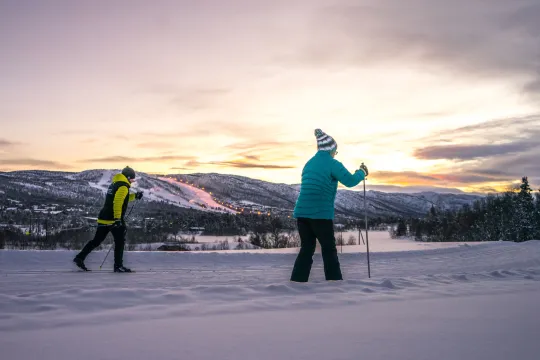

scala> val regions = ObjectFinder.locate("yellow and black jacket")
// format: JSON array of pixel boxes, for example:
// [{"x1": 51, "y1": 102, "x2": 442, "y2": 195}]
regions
[{"x1": 97, "y1": 173, "x2": 136, "y2": 225}]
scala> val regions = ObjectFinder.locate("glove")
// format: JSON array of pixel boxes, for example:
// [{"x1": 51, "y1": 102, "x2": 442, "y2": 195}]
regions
[
  {"x1": 112, "y1": 219, "x2": 125, "y2": 229},
  {"x1": 359, "y1": 163, "x2": 369, "y2": 176},
  {"x1": 135, "y1": 191, "x2": 144, "y2": 200}
]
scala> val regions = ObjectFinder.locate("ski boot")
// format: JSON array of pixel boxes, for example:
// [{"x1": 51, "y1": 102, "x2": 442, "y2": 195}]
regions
[
  {"x1": 73, "y1": 257, "x2": 90, "y2": 271},
  {"x1": 114, "y1": 265, "x2": 132, "y2": 273}
]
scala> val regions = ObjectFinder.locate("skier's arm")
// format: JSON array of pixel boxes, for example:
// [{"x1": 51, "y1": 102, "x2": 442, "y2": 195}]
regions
[
  {"x1": 331, "y1": 159, "x2": 365, "y2": 188},
  {"x1": 128, "y1": 193, "x2": 136, "y2": 202},
  {"x1": 113, "y1": 185, "x2": 129, "y2": 219}
]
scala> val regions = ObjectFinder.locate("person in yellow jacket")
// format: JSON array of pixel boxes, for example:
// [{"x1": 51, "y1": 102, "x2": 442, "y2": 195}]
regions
[{"x1": 74, "y1": 166, "x2": 143, "y2": 272}]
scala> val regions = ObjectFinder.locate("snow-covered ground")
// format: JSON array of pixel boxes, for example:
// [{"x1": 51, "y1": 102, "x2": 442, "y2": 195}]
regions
[{"x1": 1, "y1": 240, "x2": 540, "y2": 360}]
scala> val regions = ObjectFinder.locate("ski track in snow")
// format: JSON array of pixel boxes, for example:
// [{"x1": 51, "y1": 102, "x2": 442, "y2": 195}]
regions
[{"x1": 1, "y1": 241, "x2": 539, "y2": 333}]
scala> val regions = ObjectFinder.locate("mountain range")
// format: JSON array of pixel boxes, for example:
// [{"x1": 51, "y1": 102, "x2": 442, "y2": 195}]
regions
[{"x1": 0, "y1": 169, "x2": 482, "y2": 218}]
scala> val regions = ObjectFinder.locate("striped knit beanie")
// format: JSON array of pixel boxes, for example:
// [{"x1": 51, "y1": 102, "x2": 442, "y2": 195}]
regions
[{"x1": 314, "y1": 129, "x2": 337, "y2": 152}]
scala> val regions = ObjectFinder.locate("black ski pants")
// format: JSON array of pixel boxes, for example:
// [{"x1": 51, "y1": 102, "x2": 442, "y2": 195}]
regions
[
  {"x1": 75, "y1": 224, "x2": 126, "y2": 267},
  {"x1": 290, "y1": 217, "x2": 343, "y2": 282}
]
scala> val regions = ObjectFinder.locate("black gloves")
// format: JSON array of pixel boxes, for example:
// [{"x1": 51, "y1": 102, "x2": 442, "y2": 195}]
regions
[
  {"x1": 112, "y1": 219, "x2": 125, "y2": 229},
  {"x1": 359, "y1": 163, "x2": 369, "y2": 176},
  {"x1": 135, "y1": 191, "x2": 144, "y2": 200}
]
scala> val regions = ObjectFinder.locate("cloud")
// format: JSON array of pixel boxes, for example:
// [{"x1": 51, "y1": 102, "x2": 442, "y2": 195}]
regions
[
  {"x1": 473, "y1": 169, "x2": 513, "y2": 177},
  {"x1": 142, "y1": 84, "x2": 233, "y2": 112},
  {"x1": 212, "y1": 161, "x2": 294, "y2": 169},
  {"x1": 431, "y1": 115, "x2": 540, "y2": 140},
  {"x1": 143, "y1": 120, "x2": 274, "y2": 141},
  {"x1": 53, "y1": 130, "x2": 99, "y2": 136},
  {"x1": 472, "y1": 186, "x2": 500, "y2": 194},
  {"x1": 169, "y1": 88, "x2": 231, "y2": 111},
  {"x1": 370, "y1": 169, "x2": 519, "y2": 189},
  {"x1": 226, "y1": 141, "x2": 288, "y2": 151},
  {"x1": 0, "y1": 139, "x2": 19, "y2": 147},
  {"x1": 291, "y1": 0, "x2": 540, "y2": 96},
  {"x1": 187, "y1": 159, "x2": 294, "y2": 169},
  {"x1": 137, "y1": 141, "x2": 174, "y2": 149},
  {"x1": 477, "y1": 152, "x2": 540, "y2": 177},
  {"x1": 0, "y1": 158, "x2": 68, "y2": 168},
  {"x1": 366, "y1": 184, "x2": 466, "y2": 194},
  {"x1": 79, "y1": 156, "x2": 136, "y2": 163},
  {"x1": 414, "y1": 141, "x2": 539, "y2": 160},
  {"x1": 79, "y1": 155, "x2": 194, "y2": 163},
  {"x1": 372, "y1": 171, "x2": 441, "y2": 184},
  {"x1": 525, "y1": 78, "x2": 540, "y2": 93},
  {"x1": 431, "y1": 174, "x2": 510, "y2": 184},
  {"x1": 412, "y1": 114, "x2": 540, "y2": 187}
]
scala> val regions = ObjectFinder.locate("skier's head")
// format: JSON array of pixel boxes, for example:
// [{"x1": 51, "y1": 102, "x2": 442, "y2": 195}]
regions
[
  {"x1": 314, "y1": 129, "x2": 338, "y2": 157},
  {"x1": 121, "y1": 166, "x2": 136, "y2": 182}
]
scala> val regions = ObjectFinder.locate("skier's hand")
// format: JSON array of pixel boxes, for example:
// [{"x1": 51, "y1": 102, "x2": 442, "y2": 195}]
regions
[
  {"x1": 112, "y1": 219, "x2": 125, "y2": 229},
  {"x1": 135, "y1": 191, "x2": 144, "y2": 200},
  {"x1": 359, "y1": 163, "x2": 369, "y2": 176}
]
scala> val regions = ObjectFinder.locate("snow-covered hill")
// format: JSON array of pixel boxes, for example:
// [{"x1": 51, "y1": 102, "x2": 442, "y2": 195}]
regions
[
  {"x1": 0, "y1": 170, "x2": 481, "y2": 218},
  {"x1": 0, "y1": 170, "x2": 235, "y2": 214}
]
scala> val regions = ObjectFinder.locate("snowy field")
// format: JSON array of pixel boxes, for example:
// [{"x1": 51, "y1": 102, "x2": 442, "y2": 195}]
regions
[
  {"x1": 139, "y1": 231, "x2": 489, "y2": 253},
  {"x1": 1, "y1": 240, "x2": 540, "y2": 360}
]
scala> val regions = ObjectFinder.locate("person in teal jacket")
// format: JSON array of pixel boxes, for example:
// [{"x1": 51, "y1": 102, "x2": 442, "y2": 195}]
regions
[{"x1": 291, "y1": 129, "x2": 368, "y2": 282}]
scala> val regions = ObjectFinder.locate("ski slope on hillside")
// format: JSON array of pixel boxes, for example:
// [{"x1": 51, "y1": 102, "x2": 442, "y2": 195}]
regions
[
  {"x1": 87, "y1": 169, "x2": 113, "y2": 193},
  {"x1": 1, "y1": 241, "x2": 540, "y2": 359},
  {"x1": 137, "y1": 176, "x2": 235, "y2": 213},
  {"x1": 156, "y1": 176, "x2": 236, "y2": 213}
]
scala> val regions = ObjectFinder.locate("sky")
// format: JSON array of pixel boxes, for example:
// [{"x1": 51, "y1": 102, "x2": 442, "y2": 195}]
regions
[{"x1": 1, "y1": 0, "x2": 539, "y2": 193}]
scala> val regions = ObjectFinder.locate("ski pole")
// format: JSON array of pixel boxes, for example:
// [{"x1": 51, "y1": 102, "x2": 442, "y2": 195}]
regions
[
  {"x1": 99, "y1": 230, "x2": 114, "y2": 269},
  {"x1": 99, "y1": 201, "x2": 138, "y2": 269},
  {"x1": 359, "y1": 226, "x2": 366, "y2": 245},
  {"x1": 363, "y1": 164, "x2": 371, "y2": 278}
]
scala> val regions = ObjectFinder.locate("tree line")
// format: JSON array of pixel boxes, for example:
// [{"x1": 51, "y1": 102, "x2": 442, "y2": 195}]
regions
[{"x1": 390, "y1": 177, "x2": 540, "y2": 242}]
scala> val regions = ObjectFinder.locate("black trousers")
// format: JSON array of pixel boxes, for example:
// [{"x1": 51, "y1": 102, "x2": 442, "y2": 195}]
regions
[
  {"x1": 290, "y1": 217, "x2": 343, "y2": 282},
  {"x1": 75, "y1": 225, "x2": 126, "y2": 267}
]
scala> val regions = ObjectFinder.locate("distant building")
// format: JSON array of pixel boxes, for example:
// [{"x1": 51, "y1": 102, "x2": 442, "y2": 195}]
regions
[{"x1": 179, "y1": 227, "x2": 205, "y2": 235}]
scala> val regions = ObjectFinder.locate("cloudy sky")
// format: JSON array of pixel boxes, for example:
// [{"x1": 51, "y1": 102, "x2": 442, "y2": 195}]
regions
[{"x1": 1, "y1": 0, "x2": 539, "y2": 193}]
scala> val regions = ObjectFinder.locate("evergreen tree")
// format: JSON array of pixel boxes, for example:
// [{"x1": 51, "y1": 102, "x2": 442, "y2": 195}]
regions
[
  {"x1": 534, "y1": 189, "x2": 540, "y2": 239},
  {"x1": 514, "y1": 177, "x2": 535, "y2": 242},
  {"x1": 395, "y1": 218, "x2": 408, "y2": 237}
]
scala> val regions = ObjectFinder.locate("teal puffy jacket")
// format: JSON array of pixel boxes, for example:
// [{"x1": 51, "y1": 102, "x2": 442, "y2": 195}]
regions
[{"x1": 293, "y1": 151, "x2": 366, "y2": 219}]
